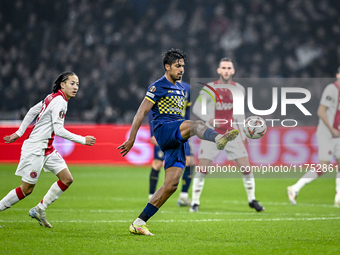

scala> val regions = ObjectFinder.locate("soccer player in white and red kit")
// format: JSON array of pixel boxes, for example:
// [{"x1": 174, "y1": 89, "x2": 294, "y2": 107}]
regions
[
  {"x1": 190, "y1": 58, "x2": 264, "y2": 212},
  {"x1": 1, "y1": 71, "x2": 96, "y2": 227},
  {"x1": 287, "y1": 66, "x2": 340, "y2": 206}
]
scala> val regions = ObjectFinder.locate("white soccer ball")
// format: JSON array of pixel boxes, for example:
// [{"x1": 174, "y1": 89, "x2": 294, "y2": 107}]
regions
[{"x1": 243, "y1": 116, "x2": 267, "y2": 139}]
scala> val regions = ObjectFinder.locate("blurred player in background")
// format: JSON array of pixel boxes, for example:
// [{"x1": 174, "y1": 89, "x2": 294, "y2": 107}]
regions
[
  {"x1": 117, "y1": 49, "x2": 239, "y2": 236},
  {"x1": 190, "y1": 58, "x2": 264, "y2": 212},
  {"x1": 287, "y1": 66, "x2": 340, "y2": 206},
  {"x1": 0, "y1": 71, "x2": 96, "y2": 228},
  {"x1": 148, "y1": 79, "x2": 195, "y2": 206}
]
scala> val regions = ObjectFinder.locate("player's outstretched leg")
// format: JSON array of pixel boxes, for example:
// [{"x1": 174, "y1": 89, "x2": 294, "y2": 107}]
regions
[
  {"x1": 0, "y1": 186, "x2": 27, "y2": 212},
  {"x1": 216, "y1": 129, "x2": 239, "y2": 150},
  {"x1": 181, "y1": 120, "x2": 239, "y2": 151}
]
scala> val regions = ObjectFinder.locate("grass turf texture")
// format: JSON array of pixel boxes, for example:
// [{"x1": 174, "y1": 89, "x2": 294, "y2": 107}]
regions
[{"x1": 0, "y1": 164, "x2": 339, "y2": 255}]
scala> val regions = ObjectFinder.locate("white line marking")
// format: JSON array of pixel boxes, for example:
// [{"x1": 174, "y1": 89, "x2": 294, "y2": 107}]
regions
[{"x1": 1, "y1": 217, "x2": 340, "y2": 224}]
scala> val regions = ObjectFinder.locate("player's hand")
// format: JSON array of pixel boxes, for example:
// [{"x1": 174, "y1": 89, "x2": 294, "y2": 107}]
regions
[
  {"x1": 117, "y1": 138, "x2": 135, "y2": 157},
  {"x1": 150, "y1": 136, "x2": 158, "y2": 146},
  {"x1": 4, "y1": 133, "x2": 20, "y2": 143},
  {"x1": 330, "y1": 128, "x2": 340, "y2": 138},
  {"x1": 85, "y1": 136, "x2": 96, "y2": 146}
]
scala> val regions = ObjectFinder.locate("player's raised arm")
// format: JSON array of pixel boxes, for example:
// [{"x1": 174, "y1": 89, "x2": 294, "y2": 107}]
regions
[
  {"x1": 3, "y1": 101, "x2": 42, "y2": 143},
  {"x1": 117, "y1": 98, "x2": 154, "y2": 156}
]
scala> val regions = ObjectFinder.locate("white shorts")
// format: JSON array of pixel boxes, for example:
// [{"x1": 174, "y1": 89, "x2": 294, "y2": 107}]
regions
[
  {"x1": 15, "y1": 150, "x2": 67, "y2": 184},
  {"x1": 317, "y1": 131, "x2": 340, "y2": 161},
  {"x1": 198, "y1": 134, "x2": 248, "y2": 161}
]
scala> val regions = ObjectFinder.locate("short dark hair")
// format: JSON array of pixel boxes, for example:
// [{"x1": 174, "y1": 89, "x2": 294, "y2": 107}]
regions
[
  {"x1": 52, "y1": 71, "x2": 76, "y2": 93},
  {"x1": 220, "y1": 57, "x2": 233, "y2": 63},
  {"x1": 337, "y1": 66, "x2": 340, "y2": 74},
  {"x1": 162, "y1": 48, "x2": 188, "y2": 70}
]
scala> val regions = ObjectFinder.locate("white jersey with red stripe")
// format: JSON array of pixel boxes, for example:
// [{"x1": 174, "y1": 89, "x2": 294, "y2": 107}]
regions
[
  {"x1": 193, "y1": 80, "x2": 246, "y2": 139},
  {"x1": 15, "y1": 89, "x2": 85, "y2": 156},
  {"x1": 316, "y1": 81, "x2": 340, "y2": 137}
]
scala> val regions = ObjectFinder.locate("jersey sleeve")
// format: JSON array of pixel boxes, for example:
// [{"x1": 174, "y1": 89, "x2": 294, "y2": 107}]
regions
[
  {"x1": 184, "y1": 83, "x2": 191, "y2": 119},
  {"x1": 16, "y1": 101, "x2": 43, "y2": 137},
  {"x1": 148, "y1": 111, "x2": 154, "y2": 137},
  {"x1": 234, "y1": 83, "x2": 246, "y2": 122},
  {"x1": 51, "y1": 97, "x2": 86, "y2": 145},
  {"x1": 320, "y1": 84, "x2": 335, "y2": 108},
  {"x1": 50, "y1": 96, "x2": 67, "y2": 127},
  {"x1": 192, "y1": 86, "x2": 215, "y2": 122},
  {"x1": 145, "y1": 84, "x2": 164, "y2": 104}
]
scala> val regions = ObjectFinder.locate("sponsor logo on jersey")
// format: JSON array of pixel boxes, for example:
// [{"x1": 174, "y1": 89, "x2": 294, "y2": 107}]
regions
[
  {"x1": 146, "y1": 92, "x2": 155, "y2": 98},
  {"x1": 216, "y1": 102, "x2": 233, "y2": 110},
  {"x1": 177, "y1": 98, "x2": 184, "y2": 108},
  {"x1": 168, "y1": 90, "x2": 174, "y2": 93},
  {"x1": 149, "y1": 86, "x2": 156, "y2": 92}
]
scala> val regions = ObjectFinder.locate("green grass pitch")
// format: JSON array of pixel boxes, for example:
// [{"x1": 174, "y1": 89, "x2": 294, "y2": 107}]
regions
[{"x1": 0, "y1": 164, "x2": 339, "y2": 255}]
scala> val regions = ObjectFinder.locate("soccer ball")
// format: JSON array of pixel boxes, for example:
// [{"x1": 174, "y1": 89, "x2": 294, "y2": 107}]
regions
[{"x1": 243, "y1": 116, "x2": 267, "y2": 139}]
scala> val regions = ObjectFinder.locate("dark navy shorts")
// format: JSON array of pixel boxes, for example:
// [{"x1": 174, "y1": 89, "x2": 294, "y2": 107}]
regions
[
  {"x1": 154, "y1": 120, "x2": 187, "y2": 170},
  {"x1": 154, "y1": 141, "x2": 191, "y2": 161},
  {"x1": 153, "y1": 145, "x2": 164, "y2": 160}
]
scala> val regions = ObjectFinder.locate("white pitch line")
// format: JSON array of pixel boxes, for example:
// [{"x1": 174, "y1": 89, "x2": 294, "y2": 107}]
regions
[
  {"x1": 222, "y1": 200, "x2": 339, "y2": 208},
  {"x1": 1, "y1": 217, "x2": 340, "y2": 224},
  {"x1": 7, "y1": 208, "x2": 338, "y2": 217}
]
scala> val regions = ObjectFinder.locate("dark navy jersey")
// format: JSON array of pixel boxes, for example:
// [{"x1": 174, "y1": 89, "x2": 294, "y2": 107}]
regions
[
  {"x1": 181, "y1": 81, "x2": 191, "y2": 120},
  {"x1": 145, "y1": 76, "x2": 186, "y2": 132}
]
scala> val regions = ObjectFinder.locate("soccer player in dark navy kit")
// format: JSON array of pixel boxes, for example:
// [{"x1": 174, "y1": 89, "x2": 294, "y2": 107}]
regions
[
  {"x1": 148, "y1": 79, "x2": 195, "y2": 206},
  {"x1": 117, "y1": 49, "x2": 239, "y2": 235}
]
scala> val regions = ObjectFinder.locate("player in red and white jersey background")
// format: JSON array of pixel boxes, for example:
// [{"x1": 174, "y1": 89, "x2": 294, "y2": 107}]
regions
[
  {"x1": 190, "y1": 58, "x2": 264, "y2": 212},
  {"x1": 0, "y1": 71, "x2": 96, "y2": 228},
  {"x1": 287, "y1": 66, "x2": 340, "y2": 206}
]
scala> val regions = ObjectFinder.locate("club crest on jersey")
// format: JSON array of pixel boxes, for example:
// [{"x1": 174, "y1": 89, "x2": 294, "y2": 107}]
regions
[
  {"x1": 149, "y1": 86, "x2": 156, "y2": 93},
  {"x1": 59, "y1": 111, "x2": 66, "y2": 119},
  {"x1": 30, "y1": 171, "x2": 38, "y2": 178}
]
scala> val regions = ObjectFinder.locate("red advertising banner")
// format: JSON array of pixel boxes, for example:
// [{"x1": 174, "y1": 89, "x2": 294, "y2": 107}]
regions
[{"x1": 0, "y1": 124, "x2": 320, "y2": 165}]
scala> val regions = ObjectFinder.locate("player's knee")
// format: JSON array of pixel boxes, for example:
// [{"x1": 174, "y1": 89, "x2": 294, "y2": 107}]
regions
[
  {"x1": 22, "y1": 186, "x2": 34, "y2": 196},
  {"x1": 63, "y1": 176, "x2": 73, "y2": 186},
  {"x1": 195, "y1": 120, "x2": 204, "y2": 125},
  {"x1": 192, "y1": 120, "x2": 204, "y2": 132},
  {"x1": 152, "y1": 161, "x2": 163, "y2": 170},
  {"x1": 164, "y1": 180, "x2": 179, "y2": 194}
]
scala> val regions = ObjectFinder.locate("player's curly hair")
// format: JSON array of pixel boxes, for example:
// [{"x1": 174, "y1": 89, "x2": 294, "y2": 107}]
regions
[
  {"x1": 52, "y1": 71, "x2": 76, "y2": 93},
  {"x1": 162, "y1": 48, "x2": 188, "y2": 70}
]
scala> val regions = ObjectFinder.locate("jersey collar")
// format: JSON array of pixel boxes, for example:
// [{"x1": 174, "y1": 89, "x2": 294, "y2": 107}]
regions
[{"x1": 58, "y1": 89, "x2": 68, "y2": 102}]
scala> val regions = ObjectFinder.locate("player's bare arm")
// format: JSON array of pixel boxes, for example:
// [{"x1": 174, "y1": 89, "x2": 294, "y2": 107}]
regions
[
  {"x1": 117, "y1": 98, "x2": 154, "y2": 156},
  {"x1": 3, "y1": 133, "x2": 20, "y2": 144},
  {"x1": 317, "y1": 104, "x2": 340, "y2": 137}
]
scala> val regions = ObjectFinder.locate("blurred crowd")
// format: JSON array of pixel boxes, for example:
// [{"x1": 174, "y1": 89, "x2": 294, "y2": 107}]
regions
[{"x1": 0, "y1": 0, "x2": 339, "y2": 123}]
